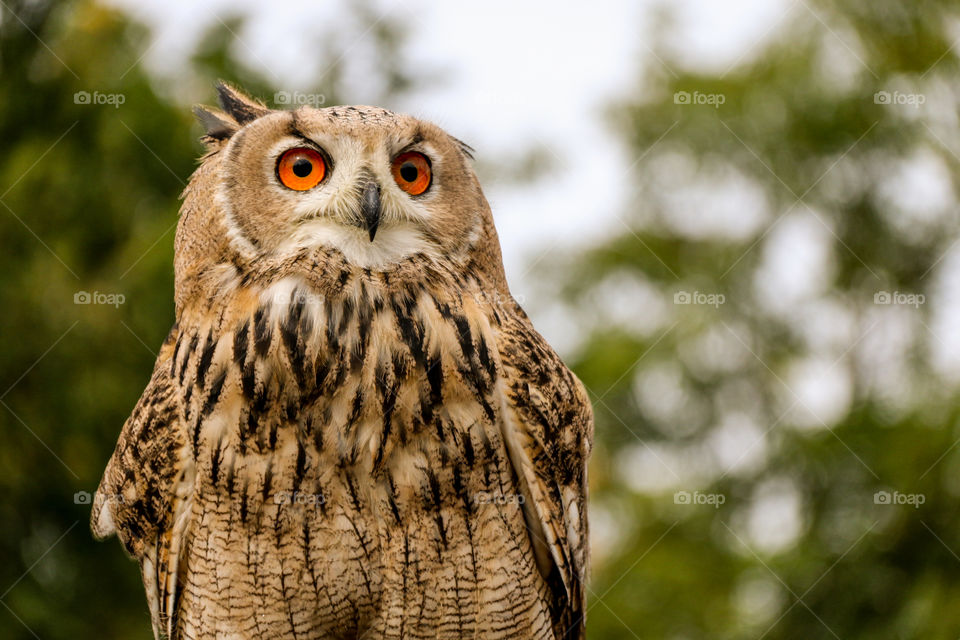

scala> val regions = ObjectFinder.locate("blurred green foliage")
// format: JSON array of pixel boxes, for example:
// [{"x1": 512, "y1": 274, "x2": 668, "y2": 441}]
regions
[
  {"x1": 569, "y1": 1, "x2": 960, "y2": 638},
  {"x1": 1, "y1": 0, "x2": 959, "y2": 638}
]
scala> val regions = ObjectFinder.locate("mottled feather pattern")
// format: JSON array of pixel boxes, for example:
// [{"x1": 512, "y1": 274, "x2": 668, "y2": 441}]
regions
[{"x1": 92, "y1": 86, "x2": 592, "y2": 640}]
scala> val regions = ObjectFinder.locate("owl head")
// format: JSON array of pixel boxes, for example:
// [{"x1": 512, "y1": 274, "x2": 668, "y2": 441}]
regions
[{"x1": 180, "y1": 83, "x2": 504, "y2": 284}]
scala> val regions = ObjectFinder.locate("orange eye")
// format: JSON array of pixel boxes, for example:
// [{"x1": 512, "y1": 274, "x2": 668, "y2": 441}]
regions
[
  {"x1": 277, "y1": 147, "x2": 327, "y2": 191},
  {"x1": 391, "y1": 151, "x2": 432, "y2": 195}
]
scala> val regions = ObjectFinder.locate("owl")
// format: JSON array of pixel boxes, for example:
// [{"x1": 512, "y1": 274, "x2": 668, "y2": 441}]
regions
[{"x1": 91, "y1": 82, "x2": 593, "y2": 640}]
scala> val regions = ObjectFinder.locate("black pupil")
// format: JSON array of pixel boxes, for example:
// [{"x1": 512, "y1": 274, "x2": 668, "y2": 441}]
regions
[
  {"x1": 292, "y1": 157, "x2": 313, "y2": 178},
  {"x1": 400, "y1": 162, "x2": 418, "y2": 182}
]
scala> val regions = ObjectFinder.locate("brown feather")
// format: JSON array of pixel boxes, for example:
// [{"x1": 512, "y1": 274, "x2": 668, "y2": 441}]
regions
[{"x1": 92, "y1": 87, "x2": 592, "y2": 640}]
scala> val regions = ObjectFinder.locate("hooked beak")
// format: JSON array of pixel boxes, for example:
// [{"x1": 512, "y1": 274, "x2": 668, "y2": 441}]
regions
[{"x1": 361, "y1": 181, "x2": 381, "y2": 242}]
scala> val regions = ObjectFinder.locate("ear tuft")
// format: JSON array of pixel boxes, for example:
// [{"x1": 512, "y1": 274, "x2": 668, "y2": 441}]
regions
[
  {"x1": 452, "y1": 136, "x2": 475, "y2": 160},
  {"x1": 192, "y1": 105, "x2": 238, "y2": 142},
  {"x1": 216, "y1": 81, "x2": 270, "y2": 124}
]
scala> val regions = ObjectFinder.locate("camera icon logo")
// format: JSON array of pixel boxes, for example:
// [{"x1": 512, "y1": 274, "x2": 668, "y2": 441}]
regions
[
  {"x1": 674, "y1": 490, "x2": 691, "y2": 504},
  {"x1": 74, "y1": 91, "x2": 91, "y2": 105},
  {"x1": 74, "y1": 490, "x2": 92, "y2": 505},
  {"x1": 874, "y1": 291, "x2": 891, "y2": 304},
  {"x1": 873, "y1": 490, "x2": 891, "y2": 505},
  {"x1": 673, "y1": 91, "x2": 691, "y2": 105},
  {"x1": 873, "y1": 91, "x2": 891, "y2": 104},
  {"x1": 74, "y1": 291, "x2": 91, "y2": 304},
  {"x1": 674, "y1": 291, "x2": 692, "y2": 304},
  {"x1": 274, "y1": 91, "x2": 292, "y2": 105}
]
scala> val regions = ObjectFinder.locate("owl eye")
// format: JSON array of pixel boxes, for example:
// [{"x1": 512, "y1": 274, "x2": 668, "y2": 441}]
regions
[
  {"x1": 277, "y1": 147, "x2": 327, "y2": 191},
  {"x1": 391, "y1": 152, "x2": 432, "y2": 195}
]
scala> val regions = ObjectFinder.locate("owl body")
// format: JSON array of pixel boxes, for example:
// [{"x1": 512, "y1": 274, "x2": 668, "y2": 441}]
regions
[{"x1": 93, "y1": 85, "x2": 592, "y2": 640}]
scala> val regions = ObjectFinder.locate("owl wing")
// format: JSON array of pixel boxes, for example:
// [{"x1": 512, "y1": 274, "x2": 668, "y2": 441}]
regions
[
  {"x1": 91, "y1": 325, "x2": 193, "y2": 638},
  {"x1": 493, "y1": 300, "x2": 593, "y2": 640}
]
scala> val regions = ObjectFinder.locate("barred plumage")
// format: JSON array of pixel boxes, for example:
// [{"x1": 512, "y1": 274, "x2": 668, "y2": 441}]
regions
[{"x1": 92, "y1": 83, "x2": 592, "y2": 640}]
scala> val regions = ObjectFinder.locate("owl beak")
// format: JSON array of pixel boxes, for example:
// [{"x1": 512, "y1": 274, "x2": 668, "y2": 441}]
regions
[{"x1": 361, "y1": 181, "x2": 381, "y2": 242}]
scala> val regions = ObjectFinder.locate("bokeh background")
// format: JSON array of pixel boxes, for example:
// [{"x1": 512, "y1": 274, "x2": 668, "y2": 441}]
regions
[{"x1": 2, "y1": 0, "x2": 959, "y2": 637}]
